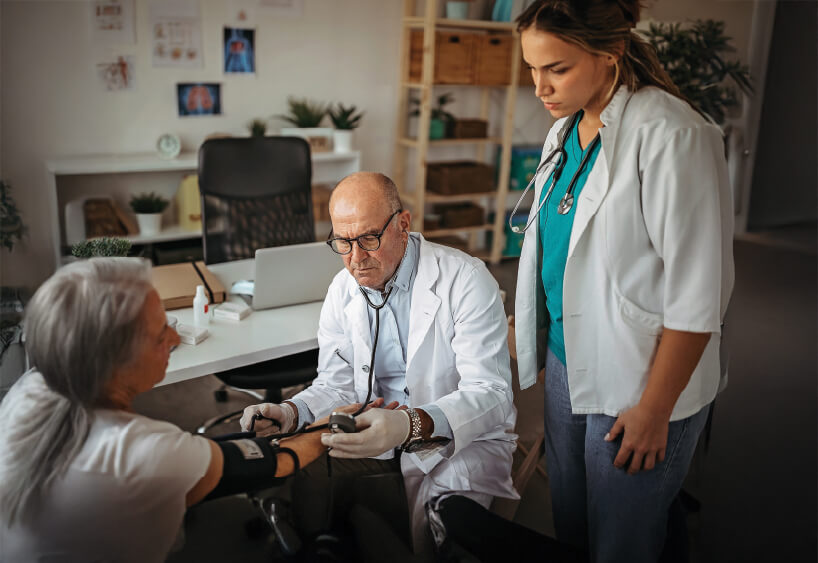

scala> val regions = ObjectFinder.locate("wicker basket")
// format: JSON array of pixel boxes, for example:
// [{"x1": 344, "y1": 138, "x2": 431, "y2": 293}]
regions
[
  {"x1": 434, "y1": 203, "x2": 485, "y2": 228},
  {"x1": 409, "y1": 30, "x2": 476, "y2": 84},
  {"x1": 474, "y1": 34, "x2": 513, "y2": 85},
  {"x1": 426, "y1": 161, "x2": 495, "y2": 195},
  {"x1": 449, "y1": 119, "x2": 488, "y2": 139}
]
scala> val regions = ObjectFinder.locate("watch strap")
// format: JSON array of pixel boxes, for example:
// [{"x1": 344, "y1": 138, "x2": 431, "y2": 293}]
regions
[{"x1": 400, "y1": 408, "x2": 422, "y2": 450}]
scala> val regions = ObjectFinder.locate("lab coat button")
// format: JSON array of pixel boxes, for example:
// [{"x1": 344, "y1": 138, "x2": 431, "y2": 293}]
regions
[{"x1": 362, "y1": 365, "x2": 370, "y2": 373}]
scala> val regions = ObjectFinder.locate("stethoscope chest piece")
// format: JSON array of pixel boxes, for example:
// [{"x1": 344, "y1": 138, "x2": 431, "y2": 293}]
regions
[{"x1": 557, "y1": 194, "x2": 574, "y2": 215}]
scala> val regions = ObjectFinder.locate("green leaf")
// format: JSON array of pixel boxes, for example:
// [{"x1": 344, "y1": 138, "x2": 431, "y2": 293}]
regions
[{"x1": 646, "y1": 19, "x2": 753, "y2": 124}]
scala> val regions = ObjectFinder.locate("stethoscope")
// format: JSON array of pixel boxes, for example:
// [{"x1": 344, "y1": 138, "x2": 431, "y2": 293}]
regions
[
  {"x1": 249, "y1": 250, "x2": 402, "y2": 435},
  {"x1": 508, "y1": 111, "x2": 601, "y2": 234}
]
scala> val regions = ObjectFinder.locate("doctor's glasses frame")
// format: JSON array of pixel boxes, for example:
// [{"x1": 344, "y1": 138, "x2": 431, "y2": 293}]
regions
[{"x1": 326, "y1": 209, "x2": 402, "y2": 255}]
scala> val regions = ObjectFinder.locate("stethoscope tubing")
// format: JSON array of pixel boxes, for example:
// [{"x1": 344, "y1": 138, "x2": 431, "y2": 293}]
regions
[{"x1": 508, "y1": 111, "x2": 600, "y2": 235}]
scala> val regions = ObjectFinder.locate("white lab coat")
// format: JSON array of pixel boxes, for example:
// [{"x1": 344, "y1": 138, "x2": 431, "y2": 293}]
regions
[
  {"x1": 515, "y1": 86, "x2": 734, "y2": 421},
  {"x1": 294, "y1": 235, "x2": 517, "y2": 548}
]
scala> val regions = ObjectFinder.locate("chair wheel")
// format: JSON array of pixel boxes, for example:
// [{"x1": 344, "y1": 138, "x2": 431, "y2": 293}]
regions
[{"x1": 214, "y1": 389, "x2": 229, "y2": 402}]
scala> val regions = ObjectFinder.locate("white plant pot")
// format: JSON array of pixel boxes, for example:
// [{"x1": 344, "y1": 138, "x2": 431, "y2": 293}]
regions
[
  {"x1": 333, "y1": 130, "x2": 354, "y2": 153},
  {"x1": 136, "y1": 213, "x2": 162, "y2": 236},
  {"x1": 280, "y1": 127, "x2": 334, "y2": 152},
  {"x1": 445, "y1": 1, "x2": 470, "y2": 19}
]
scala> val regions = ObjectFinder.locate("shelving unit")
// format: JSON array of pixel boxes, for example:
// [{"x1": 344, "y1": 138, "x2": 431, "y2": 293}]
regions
[
  {"x1": 46, "y1": 150, "x2": 361, "y2": 268},
  {"x1": 393, "y1": 0, "x2": 521, "y2": 264}
]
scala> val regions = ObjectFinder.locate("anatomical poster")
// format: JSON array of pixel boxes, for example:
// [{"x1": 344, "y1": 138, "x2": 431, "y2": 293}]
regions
[{"x1": 151, "y1": 0, "x2": 203, "y2": 68}]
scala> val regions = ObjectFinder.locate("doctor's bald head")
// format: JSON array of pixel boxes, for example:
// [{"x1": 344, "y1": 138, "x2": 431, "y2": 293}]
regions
[{"x1": 328, "y1": 172, "x2": 411, "y2": 291}]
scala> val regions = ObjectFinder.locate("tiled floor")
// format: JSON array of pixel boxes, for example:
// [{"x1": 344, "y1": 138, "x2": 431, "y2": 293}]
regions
[{"x1": 136, "y1": 227, "x2": 817, "y2": 562}]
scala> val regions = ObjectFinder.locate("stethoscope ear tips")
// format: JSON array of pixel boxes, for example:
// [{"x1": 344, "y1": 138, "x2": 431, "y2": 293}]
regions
[{"x1": 510, "y1": 226, "x2": 522, "y2": 234}]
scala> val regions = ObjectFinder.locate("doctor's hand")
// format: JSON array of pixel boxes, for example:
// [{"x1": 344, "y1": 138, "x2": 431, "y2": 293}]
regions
[
  {"x1": 321, "y1": 408, "x2": 410, "y2": 459},
  {"x1": 239, "y1": 402, "x2": 296, "y2": 436},
  {"x1": 605, "y1": 403, "x2": 670, "y2": 475}
]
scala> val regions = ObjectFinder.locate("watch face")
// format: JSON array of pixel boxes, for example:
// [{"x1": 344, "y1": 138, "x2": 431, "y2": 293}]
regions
[{"x1": 157, "y1": 133, "x2": 181, "y2": 159}]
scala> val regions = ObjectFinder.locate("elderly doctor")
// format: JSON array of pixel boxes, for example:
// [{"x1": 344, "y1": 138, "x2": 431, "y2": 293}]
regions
[
  {"x1": 241, "y1": 172, "x2": 516, "y2": 551},
  {"x1": 512, "y1": 1, "x2": 734, "y2": 561}
]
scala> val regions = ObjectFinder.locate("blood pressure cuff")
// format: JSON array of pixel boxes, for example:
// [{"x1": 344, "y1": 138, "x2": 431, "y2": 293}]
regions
[{"x1": 204, "y1": 436, "x2": 290, "y2": 501}]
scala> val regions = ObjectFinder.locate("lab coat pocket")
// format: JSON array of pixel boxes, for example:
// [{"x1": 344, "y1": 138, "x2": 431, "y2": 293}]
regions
[
  {"x1": 619, "y1": 296, "x2": 664, "y2": 336},
  {"x1": 334, "y1": 341, "x2": 354, "y2": 367}
]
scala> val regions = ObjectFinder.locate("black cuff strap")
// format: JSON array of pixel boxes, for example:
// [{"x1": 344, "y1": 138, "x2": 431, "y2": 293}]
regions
[{"x1": 205, "y1": 436, "x2": 290, "y2": 501}]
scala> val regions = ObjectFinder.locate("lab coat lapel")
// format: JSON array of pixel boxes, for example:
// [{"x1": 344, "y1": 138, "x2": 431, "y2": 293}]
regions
[
  {"x1": 344, "y1": 286, "x2": 372, "y2": 366},
  {"x1": 567, "y1": 86, "x2": 632, "y2": 258},
  {"x1": 406, "y1": 238, "x2": 441, "y2": 375}
]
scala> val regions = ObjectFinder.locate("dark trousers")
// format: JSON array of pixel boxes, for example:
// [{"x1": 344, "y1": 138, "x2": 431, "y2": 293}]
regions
[{"x1": 291, "y1": 452, "x2": 412, "y2": 548}]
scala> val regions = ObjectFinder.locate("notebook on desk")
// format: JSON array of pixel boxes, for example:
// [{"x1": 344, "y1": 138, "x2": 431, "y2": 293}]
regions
[{"x1": 251, "y1": 242, "x2": 341, "y2": 310}]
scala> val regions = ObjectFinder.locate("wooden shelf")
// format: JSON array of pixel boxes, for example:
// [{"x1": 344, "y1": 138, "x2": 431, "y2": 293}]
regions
[
  {"x1": 121, "y1": 226, "x2": 202, "y2": 245},
  {"x1": 425, "y1": 235, "x2": 491, "y2": 260},
  {"x1": 394, "y1": 1, "x2": 521, "y2": 265},
  {"x1": 46, "y1": 150, "x2": 359, "y2": 175},
  {"x1": 423, "y1": 224, "x2": 493, "y2": 237},
  {"x1": 399, "y1": 137, "x2": 503, "y2": 148},
  {"x1": 403, "y1": 17, "x2": 516, "y2": 32},
  {"x1": 425, "y1": 191, "x2": 497, "y2": 203}
]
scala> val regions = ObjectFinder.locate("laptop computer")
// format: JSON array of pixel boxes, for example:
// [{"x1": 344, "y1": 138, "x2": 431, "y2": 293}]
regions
[{"x1": 250, "y1": 242, "x2": 342, "y2": 310}]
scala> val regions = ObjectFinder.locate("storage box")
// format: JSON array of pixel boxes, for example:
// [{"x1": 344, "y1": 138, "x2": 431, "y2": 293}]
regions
[
  {"x1": 427, "y1": 161, "x2": 495, "y2": 195},
  {"x1": 449, "y1": 118, "x2": 488, "y2": 139},
  {"x1": 151, "y1": 261, "x2": 226, "y2": 310},
  {"x1": 435, "y1": 203, "x2": 485, "y2": 228},
  {"x1": 486, "y1": 212, "x2": 528, "y2": 257},
  {"x1": 176, "y1": 174, "x2": 202, "y2": 232},
  {"x1": 504, "y1": 212, "x2": 528, "y2": 256},
  {"x1": 497, "y1": 145, "x2": 542, "y2": 190},
  {"x1": 409, "y1": 30, "x2": 476, "y2": 84},
  {"x1": 474, "y1": 34, "x2": 513, "y2": 85}
]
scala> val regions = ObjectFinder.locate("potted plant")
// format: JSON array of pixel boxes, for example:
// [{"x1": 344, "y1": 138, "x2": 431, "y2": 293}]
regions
[
  {"x1": 409, "y1": 92, "x2": 455, "y2": 140},
  {"x1": 247, "y1": 117, "x2": 268, "y2": 137},
  {"x1": 445, "y1": 0, "x2": 474, "y2": 19},
  {"x1": 328, "y1": 103, "x2": 364, "y2": 152},
  {"x1": 277, "y1": 97, "x2": 332, "y2": 152},
  {"x1": 0, "y1": 180, "x2": 25, "y2": 252},
  {"x1": 71, "y1": 237, "x2": 133, "y2": 258},
  {"x1": 0, "y1": 180, "x2": 27, "y2": 399},
  {"x1": 645, "y1": 19, "x2": 753, "y2": 126},
  {"x1": 130, "y1": 192, "x2": 170, "y2": 236}
]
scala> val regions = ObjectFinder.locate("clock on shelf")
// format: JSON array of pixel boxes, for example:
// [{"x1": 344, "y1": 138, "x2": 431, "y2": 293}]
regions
[{"x1": 156, "y1": 133, "x2": 181, "y2": 159}]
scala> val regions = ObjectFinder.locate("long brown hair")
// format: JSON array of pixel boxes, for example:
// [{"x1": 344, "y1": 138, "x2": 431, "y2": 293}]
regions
[{"x1": 516, "y1": 0, "x2": 687, "y2": 105}]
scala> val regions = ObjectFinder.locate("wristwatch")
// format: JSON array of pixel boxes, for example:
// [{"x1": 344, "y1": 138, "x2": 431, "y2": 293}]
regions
[{"x1": 401, "y1": 408, "x2": 424, "y2": 453}]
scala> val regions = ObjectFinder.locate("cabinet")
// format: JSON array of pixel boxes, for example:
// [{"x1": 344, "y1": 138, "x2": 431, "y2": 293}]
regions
[
  {"x1": 45, "y1": 150, "x2": 361, "y2": 268},
  {"x1": 393, "y1": 0, "x2": 521, "y2": 264}
]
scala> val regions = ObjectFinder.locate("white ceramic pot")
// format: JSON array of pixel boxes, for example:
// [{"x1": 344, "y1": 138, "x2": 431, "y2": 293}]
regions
[
  {"x1": 333, "y1": 130, "x2": 354, "y2": 152},
  {"x1": 445, "y1": 1, "x2": 470, "y2": 19},
  {"x1": 136, "y1": 213, "x2": 162, "y2": 236},
  {"x1": 280, "y1": 127, "x2": 334, "y2": 152}
]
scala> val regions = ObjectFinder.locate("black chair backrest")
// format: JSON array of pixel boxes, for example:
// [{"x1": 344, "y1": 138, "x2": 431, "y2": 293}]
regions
[{"x1": 198, "y1": 136, "x2": 315, "y2": 264}]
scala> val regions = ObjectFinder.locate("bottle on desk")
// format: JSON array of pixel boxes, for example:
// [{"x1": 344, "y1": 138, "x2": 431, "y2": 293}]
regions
[{"x1": 193, "y1": 285, "x2": 210, "y2": 326}]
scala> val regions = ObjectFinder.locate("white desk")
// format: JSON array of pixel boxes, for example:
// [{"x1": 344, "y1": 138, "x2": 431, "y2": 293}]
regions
[{"x1": 160, "y1": 259, "x2": 323, "y2": 387}]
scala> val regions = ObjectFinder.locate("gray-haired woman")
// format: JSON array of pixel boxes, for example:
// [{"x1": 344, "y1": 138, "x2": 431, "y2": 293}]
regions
[{"x1": 0, "y1": 258, "x2": 329, "y2": 562}]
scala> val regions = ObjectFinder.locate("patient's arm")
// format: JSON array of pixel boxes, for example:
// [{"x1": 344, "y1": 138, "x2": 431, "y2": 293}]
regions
[
  {"x1": 186, "y1": 404, "x2": 373, "y2": 506},
  {"x1": 185, "y1": 425, "x2": 329, "y2": 506}
]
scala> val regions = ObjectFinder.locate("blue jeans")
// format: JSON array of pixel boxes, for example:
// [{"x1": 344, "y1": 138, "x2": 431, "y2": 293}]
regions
[{"x1": 543, "y1": 349, "x2": 709, "y2": 563}]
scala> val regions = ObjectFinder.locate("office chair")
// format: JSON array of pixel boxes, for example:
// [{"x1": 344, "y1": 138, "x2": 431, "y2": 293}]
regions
[{"x1": 196, "y1": 136, "x2": 319, "y2": 434}]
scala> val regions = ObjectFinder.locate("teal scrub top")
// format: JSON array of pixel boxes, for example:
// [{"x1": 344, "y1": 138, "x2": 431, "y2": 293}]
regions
[{"x1": 539, "y1": 113, "x2": 602, "y2": 365}]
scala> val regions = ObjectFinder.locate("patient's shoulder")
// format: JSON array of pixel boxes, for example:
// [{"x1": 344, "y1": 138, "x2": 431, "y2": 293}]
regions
[{"x1": 77, "y1": 411, "x2": 211, "y2": 482}]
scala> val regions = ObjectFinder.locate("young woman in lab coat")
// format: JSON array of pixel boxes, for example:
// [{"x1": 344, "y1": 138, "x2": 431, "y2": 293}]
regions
[{"x1": 512, "y1": 1, "x2": 734, "y2": 561}]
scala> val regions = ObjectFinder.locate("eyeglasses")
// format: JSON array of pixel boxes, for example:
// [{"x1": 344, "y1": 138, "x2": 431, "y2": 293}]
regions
[{"x1": 326, "y1": 210, "x2": 402, "y2": 255}]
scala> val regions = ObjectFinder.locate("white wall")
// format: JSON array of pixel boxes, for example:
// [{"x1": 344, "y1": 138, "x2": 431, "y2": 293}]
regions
[{"x1": 0, "y1": 0, "x2": 757, "y2": 291}]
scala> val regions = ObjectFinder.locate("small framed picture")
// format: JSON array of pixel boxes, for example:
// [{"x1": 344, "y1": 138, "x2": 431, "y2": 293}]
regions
[
  {"x1": 224, "y1": 27, "x2": 255, "y2": 73},
  {"x1": 177, "y1": 83, "x2": 222, "y2": 117}
]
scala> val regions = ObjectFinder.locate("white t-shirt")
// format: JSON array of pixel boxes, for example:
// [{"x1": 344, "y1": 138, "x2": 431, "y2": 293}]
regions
[{"x1": 0, "y1": 371, "x2": 212, "y2": 563}]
